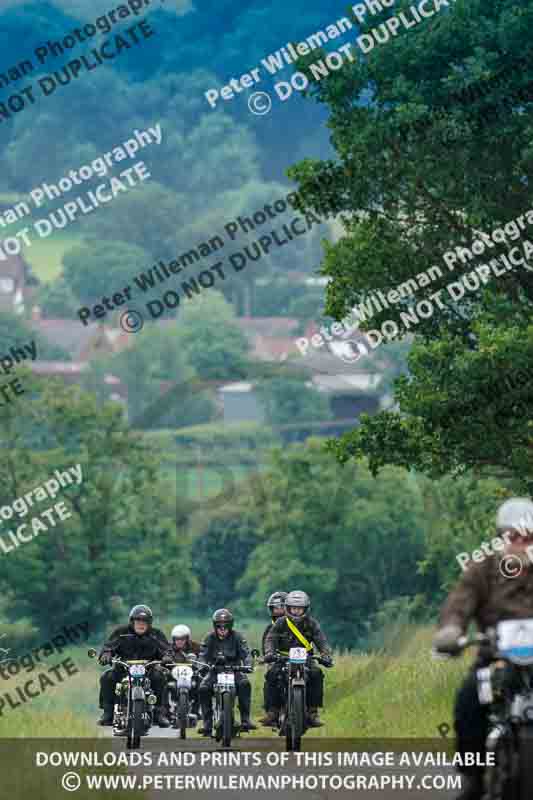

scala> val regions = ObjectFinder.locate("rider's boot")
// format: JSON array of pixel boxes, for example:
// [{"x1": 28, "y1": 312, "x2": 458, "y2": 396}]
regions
[
  {"x1": 455, "y1": 772, "x2": 483, "y2": 800},
  {"x1": 98, "y1": 705, "x2": 114, "y2": 726},
  {"x1": 155, "y1": 707, "x2": 170, "y2": 728},
  {"x1": 259, "y1": 708, "x2": 280, "y2": 726},
  {"x1": 307, "y1": 707, "x2": 324, "y2": 727},
  {"x1": 198, "y1": 705, "x2": 212, "y2": 735},
  {"x1": 198, "y1": 717, "x2": 212, "y2": 736}
]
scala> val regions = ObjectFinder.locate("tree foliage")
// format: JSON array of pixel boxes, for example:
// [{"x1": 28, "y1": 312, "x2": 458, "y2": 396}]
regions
[
  {"x1": 231, "y1": 440, "x2": 428, "y2": 644},
  {"x1": 0, "y1": 372, "x2": 196, "y2": 634},
  {"x1": 174, "y1": 292, "x2": 250, "y2": 380},
  {"x1": 257, "y1": 378, "x2": 332, "y2": 426},
  {"x1": 287, "y1": 0, "x2": 533, "y2": 487}
]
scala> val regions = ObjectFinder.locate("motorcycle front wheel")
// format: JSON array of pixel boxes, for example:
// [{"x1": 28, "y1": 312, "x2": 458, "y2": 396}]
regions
[
  {"x1": 132, "y1": 699, "x2": 144, "y2": 749},
  {"x1": 517, "y1": 728, "x2": 533, "y2": 799},
  {"x1": 286, "y1": 686, "x2": 304, "y2": 752},
  {"x1": 177, "y1": 690, "x2": 189, "y2": 740},
  {"x1": 485, "y1": 735, "x2": 516, "y2": 800},
  {"x1": 222, "y1": 692, "x2": 233, "y2": 748}
]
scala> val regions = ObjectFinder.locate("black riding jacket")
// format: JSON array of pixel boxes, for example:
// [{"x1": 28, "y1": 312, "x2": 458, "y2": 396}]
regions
[
  {"x1": 264, "y1": 615, "x2": 332, "y2": 659},
  {"x1": 99, "y1": 624, "x2": 170, "y2": 661},
  {"x1": 261, "y1": 621, "x2": 276, "y2": 656},
  {"x1": 199, "y1": 630, "x2": 252, "y2": 667}
]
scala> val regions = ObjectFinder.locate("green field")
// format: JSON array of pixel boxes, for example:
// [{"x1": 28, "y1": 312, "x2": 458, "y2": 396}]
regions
[{"x1": 23, "y1": 232, "x2": 83, "y2": 283}]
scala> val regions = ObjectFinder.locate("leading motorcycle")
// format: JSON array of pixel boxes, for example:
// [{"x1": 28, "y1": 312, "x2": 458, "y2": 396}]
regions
[{"x1": 452, "y1": 620, "x2": 533, "y2": 799}]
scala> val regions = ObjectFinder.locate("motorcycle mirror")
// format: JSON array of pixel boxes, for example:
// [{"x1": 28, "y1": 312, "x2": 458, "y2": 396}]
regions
[{"x1": 87, "y1": 648, "x2": 97, "y2": 658}]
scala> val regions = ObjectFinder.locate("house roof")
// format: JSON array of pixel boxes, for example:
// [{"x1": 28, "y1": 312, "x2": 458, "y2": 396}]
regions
[
  {"x1": 29, "y1": 320, "x2": 124, "y2": 360},
  {"x1": 28, "y1": 361, "x2": 90, "y2": 374},
  {"x1": 311, "y1": 373, "x2": 382, "y2": 393},
  {"x1": 235, "y1": 317, "x2": 300, "y2": 337}
]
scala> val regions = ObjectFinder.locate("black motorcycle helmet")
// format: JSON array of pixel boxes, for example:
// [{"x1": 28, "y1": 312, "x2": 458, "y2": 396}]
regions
[
  {"x1": 212, "y1": 608, "x2": 234, "y2": 632},
  {"x1": 267, "y1": 591, "x2": 288, "y2": 620},
  {"x1": 129, "y1": 604, "x2": 153, "y2": 630}
]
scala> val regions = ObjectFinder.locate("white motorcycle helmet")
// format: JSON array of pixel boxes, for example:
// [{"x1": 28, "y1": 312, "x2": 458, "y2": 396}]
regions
[
  {"x1": 171, "y1": 624, "x2": 191, "y2": 641},
  {"x1": 496, "y1": 497, "x2": 533, "y2": 539}
]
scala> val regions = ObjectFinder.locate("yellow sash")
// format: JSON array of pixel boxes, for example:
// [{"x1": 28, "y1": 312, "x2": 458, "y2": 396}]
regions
[{"x1": 286, "y1": 618, "x2": 312, "y2": 651}]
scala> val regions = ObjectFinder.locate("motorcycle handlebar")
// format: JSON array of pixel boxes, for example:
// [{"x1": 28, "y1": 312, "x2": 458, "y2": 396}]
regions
[
  {"x1": 187, "y1": 659, "x2": 253, "y2": 673},
  {"x1": 456, "y1": 633, "x2": 490, "y2": 651},
  {"x1": 432, "y1": 632, "x2": 491, "y2": 660},
  {"x1": 111, "y1": 658, "x2": 163, "y2": 670},
  {"x1": 269, "y1": 652, "x2": 334, "y2": 667}
]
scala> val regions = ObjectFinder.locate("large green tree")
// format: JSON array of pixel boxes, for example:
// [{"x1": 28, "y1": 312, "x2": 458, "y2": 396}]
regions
[
  {"x1": 288, "y1": 0, "x2": 533, "y2": 489},
  {"x1": 234, "y1": 440, "x2": 427, "y2": 645},
  {"x1": 257, "y1": 377, "x2": 332, "y2": 426},
  {"x1": 0, "y1": 371, "x2": 196, "y2": 633},
  {"x1": 62, "y1": 241, "x2": 150, "y2": 309},
  {"x1": 89, "y1": 325, "x2": 214, "y2": 429},
  {"x1": 174, "y1": 292, "x2": 250, "y2": 380},
  {"x1": 0, "y1": 311, "x2": 70, "y2": 360}
]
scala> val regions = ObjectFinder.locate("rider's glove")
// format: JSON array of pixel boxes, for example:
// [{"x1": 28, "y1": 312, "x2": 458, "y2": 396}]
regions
[
  {"x1": 263, "y1": 654, "x2": 277, "y2": 664},
  {"x1": 98, "y1": 652, "x2": 112, "y2": 666},
  {"x1": 320, "y1": 655, "x2": 334, "y2": 668},
  {"x1": 433, "y1": 624, "x2": 463, "y2": 656},
  {"x1": 215, "y1": 655, "x2": 226, "y2": 666}
]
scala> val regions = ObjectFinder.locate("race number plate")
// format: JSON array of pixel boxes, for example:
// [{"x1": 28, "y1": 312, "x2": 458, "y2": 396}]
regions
[
  {"x1": 172, "y1": 665, "x2": 193, "y2": 688},
  {"x1": 217, "y1": 671, "x2": 235, "y2": 688},
  {"x1": 129, "y1": 664, "x2": 146, "y2": 676},
  {"x1": 497, "y1": 619, "x2": 533, "y2": 664},
  {"x1": 289, "y1": 647, "x2": 308, "y2": 663}
]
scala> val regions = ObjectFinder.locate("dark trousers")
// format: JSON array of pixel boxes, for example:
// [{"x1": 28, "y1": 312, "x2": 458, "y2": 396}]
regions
[
  {"x1": 265, "y1": 663, "x2": 324, "y2": 709},
  {"x1": 264, "y1": 664, "x2": 284, "y2": 709},
  {"x1": 100, "y1": 665, "x2": 166, "y2": 709},
  {"x1": 199, "y1": 672, "x2": 251, "y2": 725},
  {"x1": 454, "y1": 668, "x2": 489, "y2": 776}
]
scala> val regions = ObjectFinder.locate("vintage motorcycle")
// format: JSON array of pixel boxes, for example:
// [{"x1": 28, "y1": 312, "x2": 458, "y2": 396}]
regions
[
  {"x1": 269, "y1": 647, "x2": 333, "y2": 752},
  {"x1": 454, "y1": 620, "x2": 533, "y2": 799},
  {"x1": 165, "y1": 658, "x2": 199, "y2": 739},
  {"x1": 191, "y1": 656, "x2": 256, "y2": 748},
  {"x1": 89, "y1": 648, "x2": 159, "y2": 750}
]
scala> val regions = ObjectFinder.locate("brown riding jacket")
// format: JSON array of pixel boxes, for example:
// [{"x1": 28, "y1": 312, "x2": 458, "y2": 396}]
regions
[{"x1": 440, "y1": 555, "x2": 533, "y2": 633}]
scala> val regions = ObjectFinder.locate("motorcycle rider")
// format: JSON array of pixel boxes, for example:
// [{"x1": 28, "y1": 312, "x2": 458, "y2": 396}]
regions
[
  {"x1": 259, "y1": 591, "x2": 288, "y2": 726},
  {"x1": 264, "y1": 589, "x2": 334, "y2": 727},
  {"x1": 168, "y1": 624, "x2": 201, "y2": 662},
  {"x1": 433, "y1": 497, "x2": 533, "y2": 800},
  {"x1": 197, "y1": 608, "x2": 257, "y2": 735},
  {"x1": 162, "y1": 624, "x2": 201, "y2": 719},
  {"x1": 97, "y1": 604, "x2": 171, "y2": 728}
]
